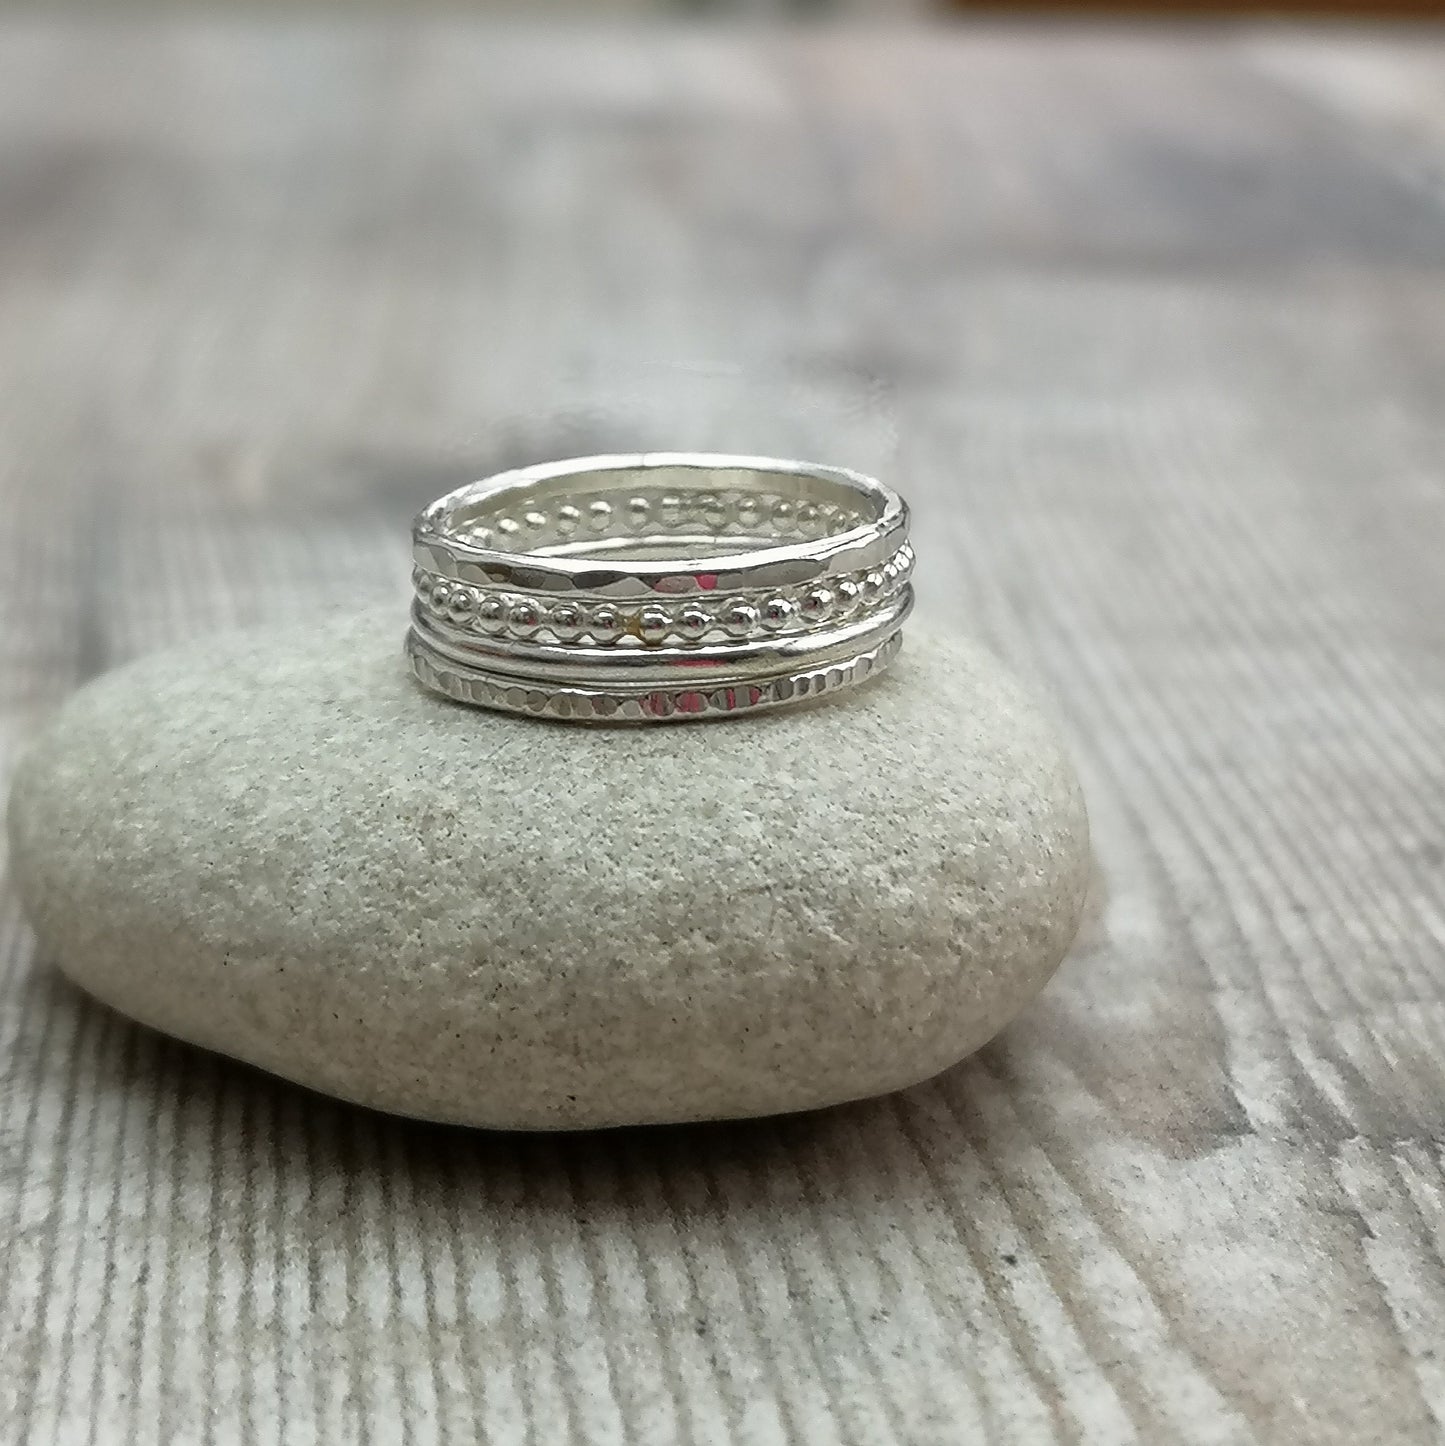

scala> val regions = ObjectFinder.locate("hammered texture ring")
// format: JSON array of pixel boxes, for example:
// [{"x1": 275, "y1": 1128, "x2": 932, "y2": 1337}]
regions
[{"x1": 405, "y1": 453, "x2": 914, "y2": 722}]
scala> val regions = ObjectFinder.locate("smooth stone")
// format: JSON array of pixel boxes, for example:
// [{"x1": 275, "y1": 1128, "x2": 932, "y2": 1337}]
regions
[{"x1": 7, "y1": 611, "x2": 1090, "y2": 1131}]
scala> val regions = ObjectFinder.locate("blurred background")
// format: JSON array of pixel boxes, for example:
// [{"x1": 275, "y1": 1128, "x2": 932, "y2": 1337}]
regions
[
  {"x1": 5, "y1": 0, "x2": 1439, "y2": 12},
  {"x1": 3, "y1": 0, "x2": 1445, "y2": 1441}
]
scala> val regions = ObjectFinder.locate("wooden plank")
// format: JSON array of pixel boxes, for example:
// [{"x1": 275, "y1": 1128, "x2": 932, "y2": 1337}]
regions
[{"x1": 1, "y1": 19, "x2": 1443, "y2": 1444}]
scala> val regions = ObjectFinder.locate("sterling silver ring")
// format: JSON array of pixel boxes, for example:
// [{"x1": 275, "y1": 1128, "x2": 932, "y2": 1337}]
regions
[{"x1": 405, "y1": 453, "x2": 913, "y2": 722}]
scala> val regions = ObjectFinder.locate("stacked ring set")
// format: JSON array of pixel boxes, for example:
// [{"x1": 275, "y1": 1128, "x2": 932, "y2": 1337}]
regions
[{"x1": 406, "y1": 453, "x2": 913, "y2": 723}]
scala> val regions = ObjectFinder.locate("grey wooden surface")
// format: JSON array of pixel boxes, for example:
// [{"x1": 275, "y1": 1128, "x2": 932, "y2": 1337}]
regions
[{"x1": 2, "y1": 18, "x2": 1444, "y2": 1445}]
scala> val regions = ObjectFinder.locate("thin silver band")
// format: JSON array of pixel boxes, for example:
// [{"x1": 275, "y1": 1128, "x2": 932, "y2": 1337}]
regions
[{"x1": 406, "y1": 453, "x2": 913, "y2": 723}]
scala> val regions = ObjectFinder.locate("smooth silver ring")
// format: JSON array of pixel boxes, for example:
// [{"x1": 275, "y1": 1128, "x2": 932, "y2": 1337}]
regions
[{"x1": 406, "y1": 453, "x2": 913, "y2": 723}]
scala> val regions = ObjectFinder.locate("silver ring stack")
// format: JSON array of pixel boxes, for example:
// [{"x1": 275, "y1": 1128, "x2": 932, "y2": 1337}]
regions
[{"x1": 405, "y1": 453, "x2": 913, "y2": 723}]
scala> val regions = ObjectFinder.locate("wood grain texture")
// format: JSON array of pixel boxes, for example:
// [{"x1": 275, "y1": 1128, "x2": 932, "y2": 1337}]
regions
[{"x1": 1, "y1": 18, "x2": 1443, "y2": 1444}]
